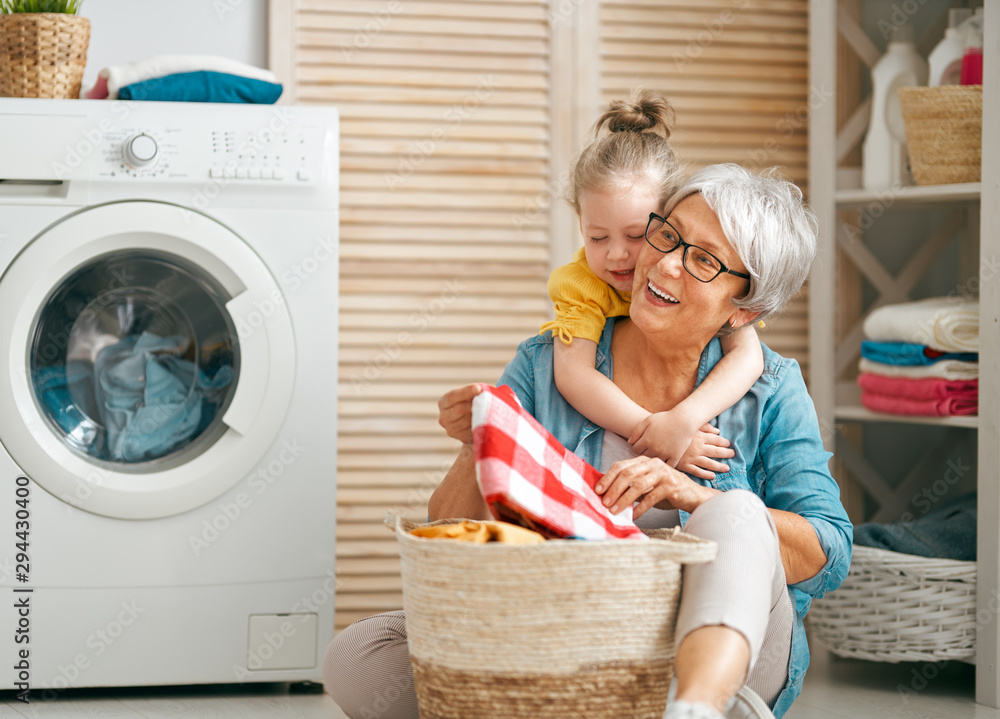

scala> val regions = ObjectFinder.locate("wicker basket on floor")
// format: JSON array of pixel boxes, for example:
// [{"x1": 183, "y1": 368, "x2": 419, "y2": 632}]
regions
[
  {"x1": 392, "y1": 513, "x2": 717, "y2": 719},
  {"x1": 0, "y1": 12, "x2": 90, "y2": 98},
  {"x1": 808, "y1": 545, "x2": 976, "y2": 663},
  {"x1": 899, "y1": 85, "x2": 982, "y2": 186}
]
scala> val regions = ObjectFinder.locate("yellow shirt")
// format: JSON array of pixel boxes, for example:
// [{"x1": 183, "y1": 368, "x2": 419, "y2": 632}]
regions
[{"x1": 539, "y1": 247, "x2": 632, "y2": 344}]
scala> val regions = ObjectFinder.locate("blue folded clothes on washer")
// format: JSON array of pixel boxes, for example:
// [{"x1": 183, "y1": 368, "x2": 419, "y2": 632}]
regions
[{"x1": 117, "y1": 70, "x2": 283, "y2": 104}]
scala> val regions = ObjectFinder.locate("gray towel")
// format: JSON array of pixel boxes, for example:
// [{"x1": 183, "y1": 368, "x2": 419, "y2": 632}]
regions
[{"x1": 852, "y1": 493, "x2": 976, "y2": 561}]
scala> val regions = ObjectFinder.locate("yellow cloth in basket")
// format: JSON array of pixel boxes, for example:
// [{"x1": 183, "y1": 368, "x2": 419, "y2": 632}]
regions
[{"x1": 410, "y1": 520, "x2": 544, "y2": 544}]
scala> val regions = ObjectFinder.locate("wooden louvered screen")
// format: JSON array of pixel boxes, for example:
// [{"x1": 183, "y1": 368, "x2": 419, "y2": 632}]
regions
[
  {"x1": 279, "y1": 0, "x2": 554, "y2": 631},
  {"x1": 599, "y1": 0, "x2": 811, "y2": 374},
  {"x1": 271, "y1": 0, "x2": 811, "y2": 632}
]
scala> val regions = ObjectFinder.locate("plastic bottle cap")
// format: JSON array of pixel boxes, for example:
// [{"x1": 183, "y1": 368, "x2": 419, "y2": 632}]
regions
[
  {"x1": 949, "y1": 8, "x2": 972, "y2": 29},
  {"x1": 891, "y1": 23, "x2": 915, "y2": 44}
]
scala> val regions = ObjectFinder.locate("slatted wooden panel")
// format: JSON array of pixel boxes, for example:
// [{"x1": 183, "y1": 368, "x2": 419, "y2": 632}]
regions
[
  {"x1": 290, "y1": 0, "x2": 553, "y2": 631},
  {"x1": 274, "y1": 0, "x2": 815, "y2": 631},
  {"x1": 600, "y1": 0, "x2": 812, "y2": 375}
]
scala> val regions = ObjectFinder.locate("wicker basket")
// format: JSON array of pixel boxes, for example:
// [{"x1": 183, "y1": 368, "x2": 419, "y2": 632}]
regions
[
  {"x1": 899, "y1": 85, "x2": 982, "y2": 186},
  {"x1": 808, "y1": 545, "x2": 976, "y2": 663},
  {"x1": 392, "y1": 514, "x2": 717, "y2": 719},
  {"x1": 0, "y1": 12, "x2": 90, "y2": 99}
]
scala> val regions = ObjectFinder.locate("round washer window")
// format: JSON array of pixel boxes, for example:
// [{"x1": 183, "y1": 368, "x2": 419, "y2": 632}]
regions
[{"x1": 30, "y1": 249, "x2": 239, "y2": 469}]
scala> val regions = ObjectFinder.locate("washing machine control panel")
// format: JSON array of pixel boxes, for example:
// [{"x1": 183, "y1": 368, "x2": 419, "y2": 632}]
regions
[{"x1": 90, "y1": 107, "x2": 333, "y2": 188}]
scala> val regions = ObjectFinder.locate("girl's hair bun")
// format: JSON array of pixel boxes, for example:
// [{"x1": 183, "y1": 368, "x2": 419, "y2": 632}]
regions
[{"x1": 597, "y1": 89, "x2": 676, "y2": 140}]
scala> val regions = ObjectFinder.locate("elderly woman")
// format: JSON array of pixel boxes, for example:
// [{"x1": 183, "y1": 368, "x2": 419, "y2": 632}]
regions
[{"x1": 325, "y1": 164, "x2": 852, "y2": 719}]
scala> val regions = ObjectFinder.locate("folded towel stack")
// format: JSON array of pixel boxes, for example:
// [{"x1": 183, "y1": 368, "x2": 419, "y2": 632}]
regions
[
  {"x1": 84, "y1": 54, "x2": 281, "y2": 104},
  {"x1": 858, "y1": 297, "x2": 979, "y2": 417}
]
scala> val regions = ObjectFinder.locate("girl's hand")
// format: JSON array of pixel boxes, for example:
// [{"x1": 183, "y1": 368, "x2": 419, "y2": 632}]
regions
[
  {"x1": 437, "y1": 383, "x2": 484, "y2": 445},
  {"x1": 676, "y1": 424, "x2": 735, "y2": 480},
  {"x1": 628, "y1": 409, "x2": 699, "y2": 465},
  {"x1": 594, "y1": 456, "x2": 720, "y2": 519}
]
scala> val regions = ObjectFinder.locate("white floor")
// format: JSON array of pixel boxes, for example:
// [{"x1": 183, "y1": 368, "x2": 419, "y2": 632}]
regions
[{"x1": 3, "y1": 645, "x2": 999, "y2": 719}]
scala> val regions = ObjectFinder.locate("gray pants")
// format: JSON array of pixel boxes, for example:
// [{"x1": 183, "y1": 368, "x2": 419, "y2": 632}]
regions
[{"x1": 324, "y1": 490, "x2": 794, "y2": 718}]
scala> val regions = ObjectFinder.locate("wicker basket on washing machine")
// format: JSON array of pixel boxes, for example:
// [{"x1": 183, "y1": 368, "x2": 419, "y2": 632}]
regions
[
  {"x1": 808, "y1": 544, "x2": 976, "y2": 663},
  {"x1": 0, "y1": 11, "x2": 90, "y2": 98}
]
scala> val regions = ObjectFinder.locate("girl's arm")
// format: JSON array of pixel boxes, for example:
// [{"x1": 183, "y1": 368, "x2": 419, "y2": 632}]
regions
[
  {"x1": 630, "y1": 325, "x2": 764, "y2": 465},
  {"x1": 553, "y1": 338, "x2": 649, "y2": 438}
]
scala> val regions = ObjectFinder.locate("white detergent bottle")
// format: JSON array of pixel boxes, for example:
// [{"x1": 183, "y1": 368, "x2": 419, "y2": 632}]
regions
[
  {"x1": 862, "y1": 24, "x2": 929, "y2": 189},
  {"x1": 929, "y1": 8, "x2": 971, "y2": 86}
]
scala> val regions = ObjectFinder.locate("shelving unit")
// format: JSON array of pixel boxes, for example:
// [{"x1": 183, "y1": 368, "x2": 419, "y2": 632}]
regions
[{"x1": 808, "y1": 0, "x2": 1000, "y2": 707}]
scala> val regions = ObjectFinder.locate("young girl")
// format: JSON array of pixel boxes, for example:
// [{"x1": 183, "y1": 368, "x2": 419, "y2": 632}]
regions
[{"x1": 540, "y1": 90, "x2": 763, "y2": 477}]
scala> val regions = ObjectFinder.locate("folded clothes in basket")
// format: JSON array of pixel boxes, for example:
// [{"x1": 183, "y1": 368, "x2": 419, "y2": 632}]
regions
[
  {"x1": 471, "y1": 383, "x2": 648, "y2": 541},
  {"x1": 853, "y1": 492, "x2": 976, "y2": 560}
]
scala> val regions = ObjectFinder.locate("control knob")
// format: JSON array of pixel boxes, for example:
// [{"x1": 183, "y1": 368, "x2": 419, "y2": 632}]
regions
[{"x1": 123, "y1": 134, "x2": 159, "y2": 168}]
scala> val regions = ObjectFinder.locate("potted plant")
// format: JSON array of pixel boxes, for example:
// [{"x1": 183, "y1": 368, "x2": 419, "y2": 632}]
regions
[{"x1": 0, "y1": 0, "x2": 89, "y2": 99}]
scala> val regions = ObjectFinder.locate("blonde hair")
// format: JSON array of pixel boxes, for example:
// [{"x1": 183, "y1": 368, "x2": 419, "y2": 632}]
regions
[{"x1": 567, "y1": 89, "x2": 683, "y2": 214}]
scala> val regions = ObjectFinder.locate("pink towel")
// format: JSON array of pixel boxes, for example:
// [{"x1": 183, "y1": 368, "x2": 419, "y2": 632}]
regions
[
  {"x1": 857, "y1": 373, "x2": 978, "y2": 401},
  {"x1": 84, "y1": 74, "x2": 109, "y2": 99},
  {"x1": 860, "y1": 391, "x2": 977, "y2": 417}
]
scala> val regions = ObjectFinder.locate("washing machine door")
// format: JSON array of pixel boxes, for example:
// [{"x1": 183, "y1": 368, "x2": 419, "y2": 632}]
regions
[{"x1": 0, "y1": 202, "x2": 295, "y2": 519}]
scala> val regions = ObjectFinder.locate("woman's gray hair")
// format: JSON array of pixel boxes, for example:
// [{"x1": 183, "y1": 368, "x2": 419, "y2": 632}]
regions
[{"x1": 662, "y1": 163, "x2": 818, "y2": 330}]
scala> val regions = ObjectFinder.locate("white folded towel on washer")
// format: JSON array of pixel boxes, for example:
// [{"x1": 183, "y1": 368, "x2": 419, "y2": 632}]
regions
[
  {"x1": 862, "y1": 297, "x2": 979, "y2": 353},
  {"x1": 92, "y1": 55, "x2": 278, "y2": 100},
  {"x1": 859, "y1": 357, "x2": 979, "y2": 381}
]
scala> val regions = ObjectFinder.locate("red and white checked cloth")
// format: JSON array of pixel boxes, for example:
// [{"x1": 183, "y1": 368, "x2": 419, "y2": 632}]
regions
[{"x1": 471, "y1": 383, "x2": 648, "y2": 541}]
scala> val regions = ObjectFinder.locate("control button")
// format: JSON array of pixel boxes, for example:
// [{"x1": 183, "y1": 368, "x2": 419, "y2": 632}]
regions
[
  {"x1": 297, "y1": 169, "x2": 311, "y2": 181},
  {"x1": 223, "y1": 167, "x2": 235, "y2": 179},
  {"x1": 236, "y1": 167, "x2": 248, "y2": 179},
  {"x1": 209, "y1": 168, "x2": 223, "y2": 178},
  {"x1": 273, "y1": 168, "x2": 286, "y2": 180},
  {"x1": 247, "y1": 167, "x2": 260, "y2": 179},
  {"x1": 259, "y1": 168, "x2": 273, "y2": 180},
  {"x1": 123, "y1": 133, "x2": 159, "y2": 169}
]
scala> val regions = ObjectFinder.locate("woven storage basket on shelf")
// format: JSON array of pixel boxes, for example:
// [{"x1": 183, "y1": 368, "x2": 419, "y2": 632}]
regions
[
  {"x1": 392, "y1": 513, "x2": 717, "y2": 719},
  {"x1": 899, "y1": 85, "x2": 982, "y2": 186},
  {"x1": 808, "y1": 545, "x2": 976, "y2": 663},
  {"x1": 0, "y1": 12, "x2": 90, "y2": 98}
]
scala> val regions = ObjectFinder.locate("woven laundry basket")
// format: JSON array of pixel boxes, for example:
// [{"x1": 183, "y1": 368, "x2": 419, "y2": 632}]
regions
[
  {"x1": 0, "y1": 12, "x2": 90, "y2": 98},
  {"x1": 899, "y1": 85, "x2": 982, "y2": 186},
  {"x1": 393, "y1": 514, "x2": 717, "y2": 719},
  {"x1": 808, "y1": 545, "x2": 976, "y2": 663}
]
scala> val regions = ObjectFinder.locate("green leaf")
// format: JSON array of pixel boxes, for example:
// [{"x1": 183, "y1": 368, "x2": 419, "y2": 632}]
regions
[{"x1": 0, "y1": 0, "x2": 84, "y2": 14}]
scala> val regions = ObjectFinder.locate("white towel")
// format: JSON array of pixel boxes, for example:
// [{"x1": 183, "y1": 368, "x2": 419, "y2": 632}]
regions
[
  {"x1": 100, "y1": 55, "x2": 278, "y2": 99},
  {"x1": 862, "y1": 297, "x2": 979, "y2": 353},
  {"x1": 859, "y1": 357, "x2": 979, "y2": 381}
]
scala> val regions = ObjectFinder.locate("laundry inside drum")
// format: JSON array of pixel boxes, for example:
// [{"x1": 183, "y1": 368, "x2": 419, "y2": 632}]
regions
[{"x1": 29, "y1": 249, "x2": 240, "y2": 469}]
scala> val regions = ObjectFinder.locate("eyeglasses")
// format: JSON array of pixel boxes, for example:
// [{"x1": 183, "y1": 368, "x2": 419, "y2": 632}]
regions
[{"x1": 644, "y1": 212, "x2": 751, "y2": 283}]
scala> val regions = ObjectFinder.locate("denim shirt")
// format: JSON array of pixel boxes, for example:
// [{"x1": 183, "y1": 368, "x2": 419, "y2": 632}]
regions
[{"x1": 497, "y1": 318, "x2": 853, "y2": 717}]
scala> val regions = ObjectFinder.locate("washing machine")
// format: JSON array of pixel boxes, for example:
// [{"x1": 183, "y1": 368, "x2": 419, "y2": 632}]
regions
[{"x1": 0, "y1": 98, "x2": 338, "y2": 693}]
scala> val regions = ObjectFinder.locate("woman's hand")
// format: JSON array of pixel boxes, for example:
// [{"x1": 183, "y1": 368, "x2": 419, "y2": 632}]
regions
[
  {"x1": 437, "y1": 383, "x2": 484, "y2": 445},
  {"x1": 594, "y1": 456, "x2": 720, "y2": 519},
  {"x1": 676, "y1": 424, "x2": 735, "y2": 480}
]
